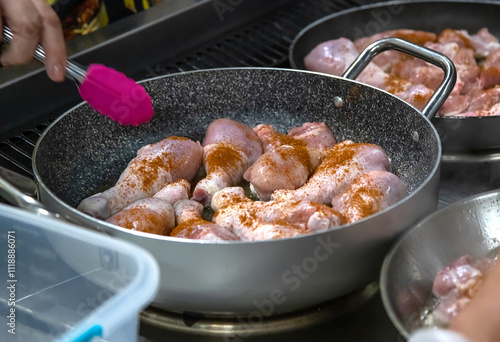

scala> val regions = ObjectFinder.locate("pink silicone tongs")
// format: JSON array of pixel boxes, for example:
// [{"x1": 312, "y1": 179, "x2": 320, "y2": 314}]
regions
[{"x1": 2, "y1": 26, "x2": 154, "y2": 126}]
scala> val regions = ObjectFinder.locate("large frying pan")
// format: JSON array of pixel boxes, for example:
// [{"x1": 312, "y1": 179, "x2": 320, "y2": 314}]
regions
[
  {"x1": 0, "y1": 39, "x2": 454, "y2": 316},
  {"x1": 290, "y1": 0, "x2": 500, "y2": 154}
]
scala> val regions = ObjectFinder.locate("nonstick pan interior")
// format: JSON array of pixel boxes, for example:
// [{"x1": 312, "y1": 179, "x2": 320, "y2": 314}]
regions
[{"x1": 34, "y1": 68, "x2": 439, "y2": 213}]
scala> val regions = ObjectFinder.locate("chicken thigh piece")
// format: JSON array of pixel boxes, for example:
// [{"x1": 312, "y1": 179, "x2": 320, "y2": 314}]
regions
[
  {"x1": 271, "y1": 141, "x2": 390, "y2": 204},
  {"x1": 212, "y1": 187, "x2": 345, "y2": 241},
  {"x1": 330, "y1": 170, "x2": 408, "y2": 224},
  {"x1": 304, "y1": 38, "x2": 360, "y2": 76},
  {"x1": 191, "y1": 119, "x2": 263, "y2": 207},
  {"x1": 171, "y1": 200, "x2": 238, "y2": 241},
  {"x1": 243, "y1": 145, "x2": 325, "y2": 200},
  {"x1": 77, "y1": 137, "x2": 203, "y2": 219},
  {"x1": 105, "y1": 179, "x2": 192, "y2": 235}
]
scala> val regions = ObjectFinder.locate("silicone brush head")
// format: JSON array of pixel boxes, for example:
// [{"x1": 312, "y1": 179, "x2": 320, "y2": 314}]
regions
[{"x1": 78, "y1": 64, "x2": 154, "y2": 126}]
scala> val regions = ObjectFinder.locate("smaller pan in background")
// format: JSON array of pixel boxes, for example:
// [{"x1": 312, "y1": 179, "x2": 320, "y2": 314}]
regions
[{"x1": 289, "y1": 0, "x2": 500, "y2": 153}]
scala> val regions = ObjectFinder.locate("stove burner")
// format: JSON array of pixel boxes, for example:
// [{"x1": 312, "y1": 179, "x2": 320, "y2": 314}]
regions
[{"x1": 140, "y1": 282, "x2": 379, "y2": 339}]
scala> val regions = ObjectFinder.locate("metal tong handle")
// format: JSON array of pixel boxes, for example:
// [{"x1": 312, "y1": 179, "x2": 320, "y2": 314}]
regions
[
  {"x1": 342, "y1": 37, "x2": 457, "y2": 120},
  {"x1": 2, "y1": 26, "x2": 87, "y2": 84}
]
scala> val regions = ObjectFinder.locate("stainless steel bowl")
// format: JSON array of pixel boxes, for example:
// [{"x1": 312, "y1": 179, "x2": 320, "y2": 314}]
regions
[{"x1": 380, "y1": 189, "x2": 500, "y2": 338}]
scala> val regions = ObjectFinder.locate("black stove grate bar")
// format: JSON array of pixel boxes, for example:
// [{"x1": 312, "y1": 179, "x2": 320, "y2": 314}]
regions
[{"x1": 0, "y1": 0, "x2": 364, "y2": 179}]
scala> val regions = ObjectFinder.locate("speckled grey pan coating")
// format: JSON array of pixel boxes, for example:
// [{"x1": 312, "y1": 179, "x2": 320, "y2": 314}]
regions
[
  {"x1": 289, "y1": 0, "x2": 500, "y2": 153},
  {"x1": 35, "y1": 68, "x2": 438, "y2": 208}
]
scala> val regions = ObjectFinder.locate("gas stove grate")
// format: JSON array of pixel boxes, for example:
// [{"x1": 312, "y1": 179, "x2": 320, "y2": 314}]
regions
[
  {"x1": 0, "y1": 0, "x2": 363, "y2": 178},
  {"x1": 135, "y1": 0, "x2": 363, "y2": 77}
]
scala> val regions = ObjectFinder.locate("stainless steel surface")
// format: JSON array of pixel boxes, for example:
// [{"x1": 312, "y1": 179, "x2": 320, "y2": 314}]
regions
[
  {"x1": 2, "y1": 27, "x2": 86, "y2": 83},
  {"x1": 380, "y1": 189, "x2": 500, "y2": 338},
  {"x1": 342, "y1": 37, "x2": 456, "y2": 119},
  {"x1": 289, "y1": 0, "x2": 500, "y2": 153}
]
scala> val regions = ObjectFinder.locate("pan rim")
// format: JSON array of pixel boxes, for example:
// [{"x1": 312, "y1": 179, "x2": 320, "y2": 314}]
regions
[
  {"x1": 32, "y1": 67, "x2": 442, "y2": 245},
  {"x1": 288, "y1": 0, "x2": 500, "y2": 122}
]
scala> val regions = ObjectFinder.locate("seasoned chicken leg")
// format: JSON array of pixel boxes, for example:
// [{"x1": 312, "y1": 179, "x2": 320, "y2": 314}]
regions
[
  {"x1": 212, "y1": 187, "x2": 345, "y2": 241},
  {"x1": 171, "y1": 200, "x2": 238, "y2": 241},
  {"x1": 243, "y1": 145, "x2": 325, "y2": 200},
  {"x1": 153, "y1": 178, "x2": 191, "y2": 204},
  {"x1": 77, "y1": 137, "x2": 203, "y2": 219},
  {"x1": 253, "y1": 122, "x2": 336, "y2": 152},
  {"x1": 192, "y1": 119, "x2": 262, "y2": 207},
  {"x1": 105, "y1": 179, "x2": 192, "y2": 235},
  {"x1": 271, "y1": 141, "x2": 390, "y2": 204},
  {"x1": 287, "y1": 122, "x2": 337, "y2": 149},
  {"x1": 105, "y1": 199, "x2": 175, "y2": 235},
  {"x1": 330, "y1": 170, "x2": 408, "y2": 223}
]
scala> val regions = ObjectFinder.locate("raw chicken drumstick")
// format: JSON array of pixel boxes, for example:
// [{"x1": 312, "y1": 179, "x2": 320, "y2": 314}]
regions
[
  {"x1": 106, "y1": 179, "x2": 191, "y2": 235},
  {"x1": 244, "y1": 145, "x2": 325, "y2": 201},
  {"x1": 245, "y1": 123, "x2": 337, "y2": 200},
  {"x1": 211, "y1": 187, "x2": 345, "y2": 241},
  {"x1": 77, "y1": 137, "x2": 203, "y2": 219},
  {"x1": 271, "y1": 140, "x2": 390, "y2": 205},
  {"x1": 191, "y1": 118, "x2": 262, "y2": 207},
  {"x1": 253, "y1": 122, "x2": 336, "y2": 153},
  {"x1": 171, "y1": 200, "x2": 238, "y2": 241},
  {"x1": 330, "y1": 170, "x2": 408, "y2": 224},
  {"x1": 287, "y1": 122, "x2": 337, "y2": 149}
]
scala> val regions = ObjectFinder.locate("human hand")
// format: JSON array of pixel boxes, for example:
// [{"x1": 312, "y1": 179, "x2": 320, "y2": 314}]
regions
[
  {"x1": 449, "y1": 254, "x2": 500, "y2": 342},
  {"x1": 0, "y1": 0, "x2": 66, "y2": 82}
]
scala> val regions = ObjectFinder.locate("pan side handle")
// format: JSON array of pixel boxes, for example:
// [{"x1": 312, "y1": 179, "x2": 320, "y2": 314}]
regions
[
  {"x1": 342, "y1": 37, "x2": 457, "y2": 120},
  {"x1": 0, "y1": 166, "x2": 64, "y2": 220}
]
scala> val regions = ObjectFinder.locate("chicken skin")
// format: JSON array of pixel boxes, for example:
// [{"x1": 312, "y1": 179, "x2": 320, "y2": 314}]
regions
[
  {"x1": 287, "y1": 122, "x2": 337, "y2": 149},
  {"x1": 105, "y1": 179, "x2": 191, "y2": 235},
  {"x1": 246, "y1": 123, "x2": 336, "y2": 200},
  {"x1": 271, "y1": 141, "x2": 390, "y2": 204},
  {"x1": 211, "y1": 187, "x2": 345, "y2": 241},
  {"x1": 432, "y1": 255, "x2": 496, "y2": 326},
  {"x1": 304, "y1": 37, "x2": 434, "y2": 110},
  {"x1": 244, "y1": 145, "x2": 325, "y2": 200},
  {"x1": 192, "y1": 119, "x2": 262, "y2": 207},
  {"x1": 106, "y1": 199, "x2": 175, "y2": 235},
  {"x1": 77, "y1": 137, "x2": 203, "y2": 219},
  {"x1": 330, "y1": 170, "x2": 408, "y2": 223},
  {"x1": 171, "y1": 200, "x2": 238, "y2": 241},
  {"x1": 253, "y1": 122, "x2": 336, "y2": 153}
]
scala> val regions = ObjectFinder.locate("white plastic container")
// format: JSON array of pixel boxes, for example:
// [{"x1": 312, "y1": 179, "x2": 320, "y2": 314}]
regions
[{"x1": 0, "y1": 203, "x2": 159, "y2": 342}]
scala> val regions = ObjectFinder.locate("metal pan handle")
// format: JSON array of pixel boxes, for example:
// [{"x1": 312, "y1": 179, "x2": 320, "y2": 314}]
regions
[
  {"x1": 0, "y1": 166, "x2": 64, "y2": 220},
  {"x1": 342, "y1": 37, "x2": 456, "y2": 120}
]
